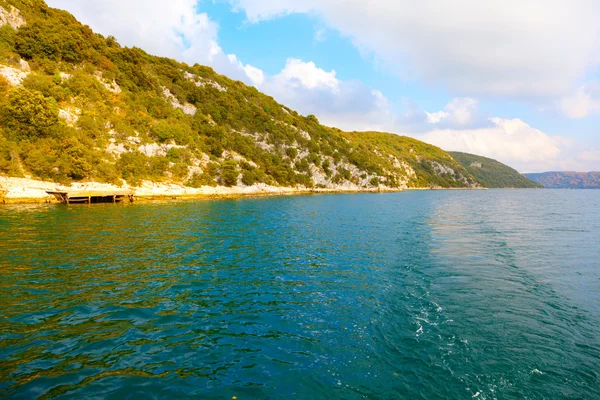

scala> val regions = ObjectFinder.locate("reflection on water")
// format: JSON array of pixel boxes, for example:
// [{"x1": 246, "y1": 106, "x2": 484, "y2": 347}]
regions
[{"x1": 1, "y1": 191, "x2": 599, "y2": 399}]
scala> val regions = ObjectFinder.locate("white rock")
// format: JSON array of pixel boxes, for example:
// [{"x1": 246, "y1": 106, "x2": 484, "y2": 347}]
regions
[
  {"x1": 94, "y1": 73, "x2": 121, "y2": 94},
  {"x1": 18, "y1": 59, "x2": 30, "y2": 72},
  {"x1": 162, "y1": 87, "x2": 196, "y2": 116},
  {"x1": 138, "y1": 142, "x2": 185, "y2": 157},
  {"x1": 183, "y1": 71, "x2": 227, "y2": 92},
  {"x1": 298, "y1": 130, "x2": 311, "y2": 141},
  {"x1": 0, "y1": 6, "x2": 25, "y2": 30},
  {"x1": 221, "y1": 150, "x2": 258, "y2": 168},
  {"x1": 0, "y1": 65, "x2": 29, "y2": 86},
  {"x1": 58, "y1": 108, "x2": 80, "y2": 126},
  {"x1": 106, "y1": 142, "x2": 129, "y2": 156}
]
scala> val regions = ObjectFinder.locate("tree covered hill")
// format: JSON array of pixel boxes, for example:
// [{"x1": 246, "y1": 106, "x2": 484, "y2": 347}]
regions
[
  {"x1": 450, "y1": 152, "x2": 542, "y2": 188},
  {"x1": 0, "y1": 0, "x2": 482, "y2": 190},
  {"x1": 524, "y1": 172, "x2": 600, "y2": 189}
]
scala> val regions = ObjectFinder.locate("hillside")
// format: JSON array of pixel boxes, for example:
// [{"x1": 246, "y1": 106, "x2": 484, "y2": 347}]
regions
[
  {"x1": 450, "y1": 152, "x2": 542, "y2": 188},
  {"x1": 524, "y1": 172, "x2": 600, "y2": 189},
  {"x1": 0, "y1": 0, "x2": 481, "y2": 193}
]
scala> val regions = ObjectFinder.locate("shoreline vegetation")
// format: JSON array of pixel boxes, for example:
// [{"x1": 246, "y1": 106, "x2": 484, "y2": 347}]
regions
[{"x1": 0, "y1": 176, "x2": 489, "y2": 204}]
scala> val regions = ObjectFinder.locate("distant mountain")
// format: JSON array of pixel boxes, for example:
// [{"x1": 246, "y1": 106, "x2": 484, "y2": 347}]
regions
[
  {"x1": 450, "y1": 152, "x2": 542, "y2": 188},
  {"x1": 524, "y1": 172, "x2": 600, "y2": 189}
]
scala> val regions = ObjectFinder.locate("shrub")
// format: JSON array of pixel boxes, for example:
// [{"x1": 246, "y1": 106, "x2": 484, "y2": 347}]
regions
[
  {"x1": 285, "y1": 147, "x2": 298, "y2": 159},
  {"x1": 22, "y1": 73, "x2": 68, "y2": 101},
  {"x1": 151, "y1": 120, "x2": 184, "y2": 143},
  {"x1": 220, "y1": 160, "x2": 239, "y2": 187},
  {"x1": 1, "y1": 87, "x2": 59, "y2": 138},
  {"x1": 241, "y1": 170, "x2": 257, "y2": 186},
  {"x1": 187, "y1": 172, "x2": 216, "y2": 188}
]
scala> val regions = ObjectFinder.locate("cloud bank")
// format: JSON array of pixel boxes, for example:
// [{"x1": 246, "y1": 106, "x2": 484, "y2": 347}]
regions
[{"x1": 230, "y1": 0, "x2": 600, "y2": 101}]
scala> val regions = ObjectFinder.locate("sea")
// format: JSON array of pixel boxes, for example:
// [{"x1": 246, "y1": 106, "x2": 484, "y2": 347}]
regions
[{"x1": 1, "y1": 190, "x2": 599, "y2": 399}]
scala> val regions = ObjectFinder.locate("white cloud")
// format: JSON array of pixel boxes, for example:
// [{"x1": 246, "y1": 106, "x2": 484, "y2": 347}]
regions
[
  {"x1": 227, "y1": 54, "x2": 265, "y2": 86},
  {"x1": 258, "y1": 58, "x2": 398, "y2": 132},
  {"x1": 579, "y1": 150, "x2": 600, "y2": 162},
  {"x1": 560, "y1": 82, "x2": 600, "y2": 118},
  {"x1": 425, "y1": 111, "x2": 448, "y2": 124},
  {"x1": 230, "y1": 0, "x2": 600, "y2": 100},
  {"x1": 275, "y1": 58, "x2": 339, "y2": 91},
  {"x1": 416, "y1": 118, "x2": 566, "y2": 172},
  {"x1": 425, "y1": 98, "x2": 481, "y2": 127}
]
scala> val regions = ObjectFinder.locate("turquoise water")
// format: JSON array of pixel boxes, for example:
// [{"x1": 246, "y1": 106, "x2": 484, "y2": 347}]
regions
[{"x1": 1, "y1": 190, "x2": 599, "y2": 399}]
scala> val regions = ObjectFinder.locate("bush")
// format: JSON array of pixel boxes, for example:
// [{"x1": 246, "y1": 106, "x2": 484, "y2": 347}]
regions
[
  {"x1": 0, "y1": 135, "x2": 23, "y2": 176},
  {"x1": 116, "y1": 152, "x2": 168, "y2": 186},
  {"x1": 94, "y1": 162, "x2": 121, "y2": 185},
  {"x1": 285, "y1": 147, "x2": 298, "y2": 159},
  {"x1": 1, "y1": 87, "x2": 59, "y2": 139},
  {"x1": 241, "y1": 170, "x2": 257, "y2": 186},
  {"x1": 77, "y1": 115, "x2": 106, "y2": 140},
  {"x1": 59, "y1": 138, "x2": 93, "y2": 180},
  {"x1": 220, "y1": 160, "x2": 239, "y2": 187},
  {"x1": 151, "y1": 119, "x2": 191, "y2": 144},
  {"x1": 0, "y1": 76, "x2": 9, "y2": 95},
  {"x1": 22, "y1": 73, "x2": 68, "y2": 101},
  {"x1": 187, "y1": 172, "x2": 216, "y2": 188}
]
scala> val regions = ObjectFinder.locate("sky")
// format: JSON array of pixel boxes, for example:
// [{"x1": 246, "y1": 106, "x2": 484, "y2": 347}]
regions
[{"x1": 46, "y1": 0, "x2": 600, "y2": 173}]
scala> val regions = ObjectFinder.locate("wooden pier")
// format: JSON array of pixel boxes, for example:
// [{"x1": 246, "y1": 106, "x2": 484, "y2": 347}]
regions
[{"x1": 46, "y1": 190, "x2": 134, "y2": 204}]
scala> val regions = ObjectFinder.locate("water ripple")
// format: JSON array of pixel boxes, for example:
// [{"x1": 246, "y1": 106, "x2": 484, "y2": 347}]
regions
[{"x1": 1, "y1": 191, "x2": 599, "y2": 399}]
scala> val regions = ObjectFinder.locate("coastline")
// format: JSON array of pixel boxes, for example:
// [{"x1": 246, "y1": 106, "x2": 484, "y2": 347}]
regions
[
  {"x1": 1, "y1": 176, "x2": 491, "y2": 205},
  {"x1": 0, "y1": 176, "x2": 405, "y2": 205}
]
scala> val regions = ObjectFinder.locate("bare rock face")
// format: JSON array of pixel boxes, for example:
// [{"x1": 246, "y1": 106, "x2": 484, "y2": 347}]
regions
[
  {"x1": 0, "y1": 65, "x2": 29, "y2": 86},
  {"x1": 19, "y1": 59, "x2": 30, "y2": 72},
  {"x1": 0, "y1": 6, "x2": 25, "y2": 30},
  {"x1": 94, "y1": 73, "x2": 122, "y2": 94},
  {"x1": 58, "y1": 108, "x2": 81, "y2": 126},
  {"x1": 183, "y1": 71, "x2": 228, "y2": 92},
  {"x1": 162, "y1": 87, "x2": 197, "y2": 116}
]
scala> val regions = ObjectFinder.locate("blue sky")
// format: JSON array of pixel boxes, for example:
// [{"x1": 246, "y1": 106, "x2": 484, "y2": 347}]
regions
[{"x1": 47, "y1": 0, "x2": 600, "y2": 172}]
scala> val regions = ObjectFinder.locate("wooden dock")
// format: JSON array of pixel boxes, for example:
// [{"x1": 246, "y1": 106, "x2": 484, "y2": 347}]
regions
[{"x1": 46, "y1": 190, "x2": 134, "y2": 204}]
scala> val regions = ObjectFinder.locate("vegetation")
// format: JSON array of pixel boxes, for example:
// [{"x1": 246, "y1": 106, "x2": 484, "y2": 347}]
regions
[
  {"x1": 450, "y1": 152, "x2": 542, "y2": 188},
  {"x1": 345, "y1": 132, "x2": 478, "y2": 188},
  {"x1": 0, "y1": 0, "x2": 493, "y2": 189}
]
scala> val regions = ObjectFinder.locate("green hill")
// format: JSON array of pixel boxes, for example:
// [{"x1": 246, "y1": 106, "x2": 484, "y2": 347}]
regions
[
  {"x1": 450, "y1": 152, "x2": 542, "y2": 188},
  {"x1": 524, "y1": 172, "x2": 600, "y2": 189},
  {"x1": 0, "y1": 0, "x2": 482, "y2": 190}
]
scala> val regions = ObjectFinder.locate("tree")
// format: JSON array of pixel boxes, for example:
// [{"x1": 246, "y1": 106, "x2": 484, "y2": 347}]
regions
[
  {"x1": 306, "y1": 114, "x2": 320, "y2": 124},
  {"x1": 2, "y1": 87, "x2": 59, "y2": 138},
  {"x1": 220, "y1": 160, "x2": 239, "y2": 187}
]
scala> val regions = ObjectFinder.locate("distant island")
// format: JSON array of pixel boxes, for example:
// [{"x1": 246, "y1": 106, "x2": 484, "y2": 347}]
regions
[{"x1": 524, "y1": 172, "x2": 600, "y2": 189}]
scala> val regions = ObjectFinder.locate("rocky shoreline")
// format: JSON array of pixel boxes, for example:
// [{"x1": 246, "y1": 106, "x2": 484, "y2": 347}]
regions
[{"x1": 0, "y1": 176, "x2": 403, "y2": 204}]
